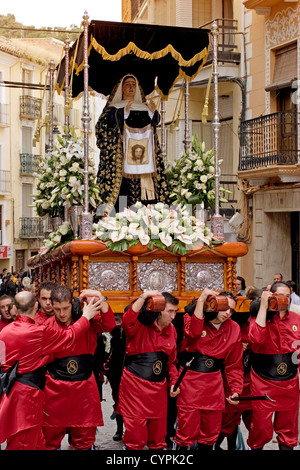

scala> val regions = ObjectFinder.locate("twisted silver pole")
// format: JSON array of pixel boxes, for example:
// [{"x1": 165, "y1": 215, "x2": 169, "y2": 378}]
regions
[
  {"x1": 80, "y1": 11, "x2": 93, "y2": 239},
  {"x1": 64, "y1": 37, "x2": 70, "y2": 131},
  {"x1": 211, "y1": 21, "x2": 224, "y2": 240},
  {"x1": 183, "y1": 79, "x2": 190, "y2": 153},
  {"x1": 160, "y1": 98, "x2": 166, "y2": 162},
  {"x1": 48, "y1": 60, "x2": 55, "y2": 153}
]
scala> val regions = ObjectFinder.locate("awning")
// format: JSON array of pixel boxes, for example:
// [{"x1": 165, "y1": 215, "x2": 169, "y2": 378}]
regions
[
  {"x1": 265, "y1": 43, "x2": 297, "y2": 92},
  {"x1": 56, "y1": 20, "x2": 210, "y2": 99}
]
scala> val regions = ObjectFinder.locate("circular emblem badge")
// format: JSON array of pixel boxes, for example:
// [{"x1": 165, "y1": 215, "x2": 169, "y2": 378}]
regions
[
  {"x1": 153, "y1": 360, "x2": 163, "y2": 375},
  {"x1": 67, "y1": 359, "x2": 79, "y2": 375},
  {"x1": 277, "y1": 362, "x2": 288, "y2": 376},
  {"x1": 292, "y1": 325, "x2": 298, "y2": 332},
  {"x1": 205, "y1": 359, "x2": 214, "y2": 369},
  {"x1": 201, "y1": 330, "x2": 207, "y2": 338}
]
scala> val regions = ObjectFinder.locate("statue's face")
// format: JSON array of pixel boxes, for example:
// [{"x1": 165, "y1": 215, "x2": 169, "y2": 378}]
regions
[{"x1": 122, "y1": 77, "x2": 136, "y2": 100}]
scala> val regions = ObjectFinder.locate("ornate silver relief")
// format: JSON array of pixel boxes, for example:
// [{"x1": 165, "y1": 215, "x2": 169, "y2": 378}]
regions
[
  {"x1": 89, "y1": 262, "x2": 130, "y2": 291},
  {"x1": 185, "y1": 263, "x2": 224, "y2": 291},
  {"x1": 138, "y1": 259, "x2": 177, "y2": 292}
]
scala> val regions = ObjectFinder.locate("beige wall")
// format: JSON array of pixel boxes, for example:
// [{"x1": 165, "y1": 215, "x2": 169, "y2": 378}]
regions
[{"x1": 252, "y1": 189, "x2": 299, "y2": 287}]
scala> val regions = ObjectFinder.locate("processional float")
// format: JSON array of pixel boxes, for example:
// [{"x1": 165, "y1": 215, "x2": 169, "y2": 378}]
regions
[{"x1": 28, "y1": 12, "x2": 248, "y2": 314}]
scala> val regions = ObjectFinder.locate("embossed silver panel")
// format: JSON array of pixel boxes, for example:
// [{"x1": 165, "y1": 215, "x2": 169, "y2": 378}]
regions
[
  {"x1": 89, "y1": 262, "x2": 130, "y2": 291},
  {"x1": 138, "y1": 259, "x2": 177, "y2": 292},
  {"x1": 185, "y1": 262, "x2": 224, "y2": 291}
]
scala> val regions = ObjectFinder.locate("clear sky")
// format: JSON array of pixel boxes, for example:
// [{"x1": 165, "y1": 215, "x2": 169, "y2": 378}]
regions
[{"x1": 1, "y1": 0, "x2": 122, "y2": 28}]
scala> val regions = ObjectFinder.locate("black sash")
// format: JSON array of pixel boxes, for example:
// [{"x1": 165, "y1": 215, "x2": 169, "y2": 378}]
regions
[
  {"x1": 180, "y1": 352, "x2": 223, "y2": 373},
  {"x1": 0, "y1": 361, "x2": 18, "y2": 399},
  {"x1": 0, "y1": 362, "x2": 46, "y2": 398},
  {"x1": 16, "y1": 366, "x2": 47, "y2": 391},
  {"x1": 47, "y1": 354, "x2": 94, "y2": 382},
  {"x1": 125, "y1": 351, "x2": 168, "y2": 382},
  {"x1": 243, "y1": 349, "x2": 251, "y2": 374},
  {"x1": 251, "y1": 351, "x2": 298, "y2": 381}
]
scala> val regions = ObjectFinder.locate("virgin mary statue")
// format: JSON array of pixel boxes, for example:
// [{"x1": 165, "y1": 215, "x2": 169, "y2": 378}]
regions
[{"x1": 95, "y1": 74, "x2": 170, "y2": 215}]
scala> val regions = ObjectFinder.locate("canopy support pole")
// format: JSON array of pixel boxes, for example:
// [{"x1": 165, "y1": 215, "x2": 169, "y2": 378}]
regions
[
  {"x1": 64, "y1": 37, "x2": 70, "y2": 132},
  {"x1": 210, "y1": 21, "x2": 224, "y2": 240},
  {"x1": 183, "y1": 79, "x2": 190, "y2": 153},
  {"x1": 48, "y1": 60, "x2": 55, "y2": 153},
  {"x1": 160, "y1": 98, "x2": 166, "y2": 161},
  {"x1": 80, "y1": 11, "x2": 93, "y2": 239}
]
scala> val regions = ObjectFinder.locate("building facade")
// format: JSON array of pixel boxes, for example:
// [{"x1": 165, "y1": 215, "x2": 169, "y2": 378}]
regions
[
  {"x1": 238, "y1": 0, "x2": 300, "y2": 290},
  {"x1": 0, "y1": 35, "x2": 96, "y2": 273}
]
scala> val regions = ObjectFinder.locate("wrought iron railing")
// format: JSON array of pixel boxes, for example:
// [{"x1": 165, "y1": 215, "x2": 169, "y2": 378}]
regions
[
  {"x1": 20, "y1": 153, "x2": 40, "y2": 175},
  {"x1": 20, "y1": 95, "x2": 41, "y2": 120},
  {"x1": 20, "y1": 217, "x2": 45, "y2": 238},
  {"x1": 200, "y1": 18, "x2": 240, "y2": 64},
  {"x1": 239, "y1": 112, "x2": 300, "y2": 170}
]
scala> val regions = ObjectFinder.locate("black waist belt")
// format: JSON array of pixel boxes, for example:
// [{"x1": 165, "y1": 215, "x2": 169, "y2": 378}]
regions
[
  {"x1": 16, "y1": 366, "x2": 47, "y2": 391},
  {"x1": 180, "y1": 352, "x2": 223, "y2": 373},
  {"x1": 0, "y1": 361, "x2": 18, "y2": 398},
  {"x1": 243, "y1": 349, "x2": 251, "y2": 374},
  {"x1": 47, "y1": 354, "x2": 94, "y2": 382},
  {"x1": 125, "y1": 351, "x2": 168, "y2": 382},
  {"x1": 251, "y1": 351, "x2": 298, "y2": 381}
]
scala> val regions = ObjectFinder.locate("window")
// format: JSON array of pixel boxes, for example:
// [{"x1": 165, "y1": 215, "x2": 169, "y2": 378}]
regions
[{"x1": 22, "y1": 183, "x2": 33, "y2": 218}]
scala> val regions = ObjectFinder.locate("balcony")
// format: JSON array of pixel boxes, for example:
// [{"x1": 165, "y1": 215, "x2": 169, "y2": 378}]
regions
[
  {"x1": 200, "y1": 19, "x2": 241, "y2": 65},
  {"x1": 20, "y1": 95, "x2": 42, "y2": 120},
  {"x1": 238, "y1": 112, "x2": 300, "y2": 184},
  {"x1": 20, "y1": 153, "x2": 40, "y2": 175},
  {"x1": 20, "y1": 217, "x2": 45, "y2": 239}
]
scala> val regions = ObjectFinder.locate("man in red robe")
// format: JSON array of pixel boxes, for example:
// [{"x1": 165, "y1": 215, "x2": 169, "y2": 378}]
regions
[
  {"x1": 247, "y1": 281, "x2": 300, "y2": 450},
  {"x1": 117, "y1": 290, "x2": 180, "y2": 450},
  {"x1": 0, "y1": 295, "x2": 15, "y2": 332},
  {"x1": 35, "y1": 281, "x2": 57, "y2": 325},
  {"x1": 42, "y1": 286, "x2": 116, "y2": 450},
  {"x1": 174, "y1": 289, "x2": 244, "y2": 450},
  {"x1": 0, "y1": 290, "x2": 102, "y2": 450}
]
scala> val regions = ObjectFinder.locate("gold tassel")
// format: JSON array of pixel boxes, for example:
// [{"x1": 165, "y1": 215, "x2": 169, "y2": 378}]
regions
[{"x1": 202, "y1": 64, "x2": 213, "y2": 123}]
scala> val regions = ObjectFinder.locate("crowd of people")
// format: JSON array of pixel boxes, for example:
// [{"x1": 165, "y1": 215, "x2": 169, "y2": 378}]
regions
[
  {"x1": 0, "y1": 268, "x2": 33, "y2": 299},
  {"x1": 0, "y1": 271, "x2": 300, "y2": 451}
]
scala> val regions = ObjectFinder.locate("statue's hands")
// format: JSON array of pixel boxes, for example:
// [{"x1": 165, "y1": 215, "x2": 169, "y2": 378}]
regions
[
  {"x1": 126, "y1": 100, "x2": 134, "y2": 111},
  {"x1": 147, "y1": 99, "x2": 156, "y2": 113}
]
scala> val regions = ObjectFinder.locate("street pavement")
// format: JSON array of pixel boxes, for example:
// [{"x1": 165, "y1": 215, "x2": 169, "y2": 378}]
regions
[{"x1": 61, "y1": 380, "x2": 280, "y2": 451}]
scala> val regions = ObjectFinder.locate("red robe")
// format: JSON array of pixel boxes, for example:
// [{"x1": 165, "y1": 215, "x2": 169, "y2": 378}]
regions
[
  {"x1": 223, "y1": 321, "x2": 252, "y2": 412},
  {"x1": 43, "y1": 307, "x2": 116, "y2": 427},
  {"x1": 248, "y1": 311, "x2": 300, "y2": 411},
  {"x1": 0, "y1": 317, "x2": 12, "y2": 332},
  {"x1": 35, "y1": 310, "x2": 53, "y2": 325},
  {"x1": 177, "y1": 314, "x2": 244, "y2": 411},
  {"x1": 117, "y1": 305, "x2": 178, "y2": 419},
  {"x1": 0, "y1": 314, "x2": 91, "y2": 443}
]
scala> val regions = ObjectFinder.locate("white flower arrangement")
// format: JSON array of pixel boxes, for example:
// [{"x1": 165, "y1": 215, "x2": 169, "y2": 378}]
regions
[
  {"x1": 32, "y1": 127, "x2": 102, "y2": 218},
  {"x1": 93, "y1": 201, "x2": 214, "y2": 255},
  {"x1": 166, "y1": 135, "x2": 231, "y2": 209},
  {"x1": 39, "y1": 221, "x2": 73, "y2": 254}
]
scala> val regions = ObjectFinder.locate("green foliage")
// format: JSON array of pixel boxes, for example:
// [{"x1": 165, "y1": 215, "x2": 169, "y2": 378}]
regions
[
  {"x1": 0, "y1": 14, "x2": 79, "y2": 41},
  {"x1": 166, "y1": 135, "x2": 230, "y2": 210}
]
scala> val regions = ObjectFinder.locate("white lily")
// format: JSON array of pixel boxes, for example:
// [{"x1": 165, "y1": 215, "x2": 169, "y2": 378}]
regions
[{"x1": 159, "y1": 232, "x2": 172, "y2": 247}]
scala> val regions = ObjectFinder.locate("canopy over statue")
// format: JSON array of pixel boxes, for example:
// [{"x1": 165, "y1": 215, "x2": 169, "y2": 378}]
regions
[{"x1": 56, "y1": 20, "x2": 210, "y2": 98}]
